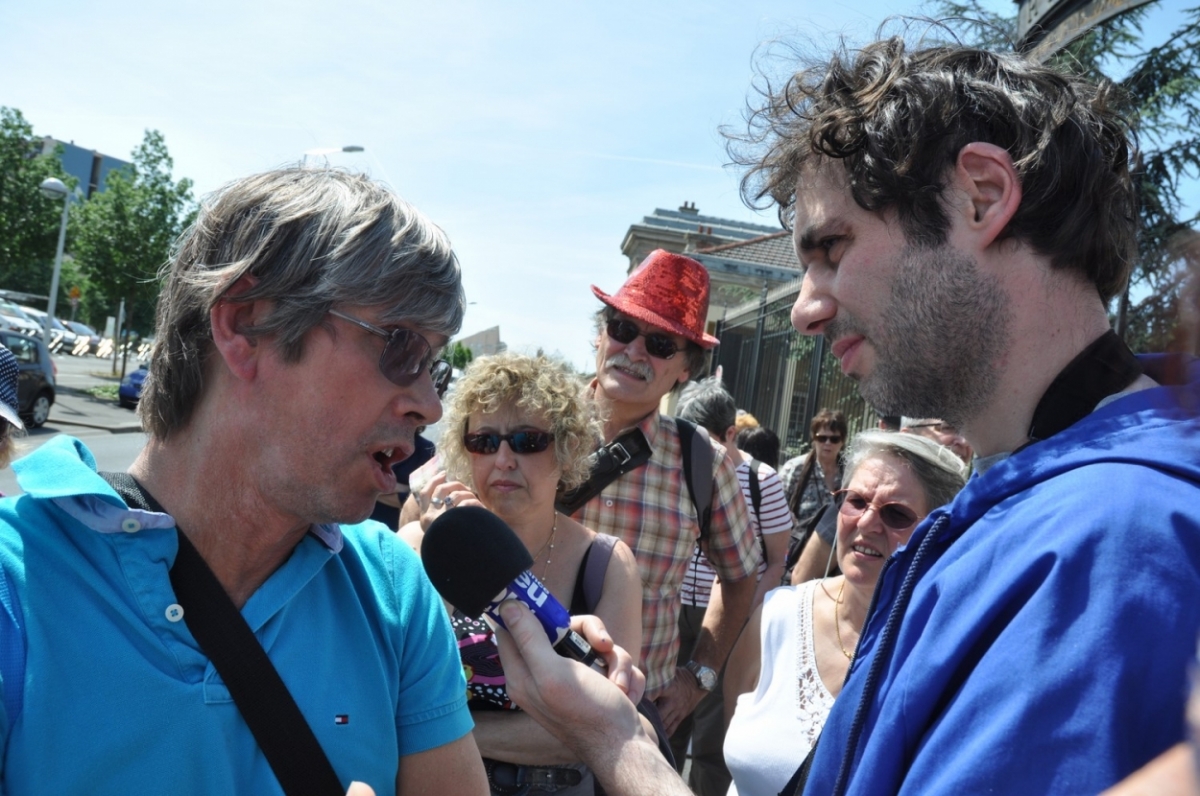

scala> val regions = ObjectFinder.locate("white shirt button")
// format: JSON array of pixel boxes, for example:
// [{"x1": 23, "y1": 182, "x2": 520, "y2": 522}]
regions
[
  {"x1": 121, "y1": 517, "x2": 142, "y2": 533},
  {"x1": 165, "y1": 604, "x2": 184, "y2": 622},
  {"x1": 605, "y1": 499, "x2": 614, "y2": 507}
]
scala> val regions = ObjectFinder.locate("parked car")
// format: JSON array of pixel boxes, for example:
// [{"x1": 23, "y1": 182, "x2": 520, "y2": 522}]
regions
[
  {"x1": 19, "y1": 306, "x2": 78, "y2": 352},
  {"x1": 65, "y1": 321, "x2": 102, "y2": 354},
  {"x1": 0, "y1": 302, "x2": 41, "y2": 336},
  {"x1": 119, "y1": 363, "x2": 147, "y2": 409},
  {"x1": 0, "y1": 330, "x2": 56, "y2": 427}
]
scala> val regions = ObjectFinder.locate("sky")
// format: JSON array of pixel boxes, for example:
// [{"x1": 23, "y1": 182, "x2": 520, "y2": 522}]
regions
[{"x1": 1, "y1": 0, "x2": 1191, "y2": 370}]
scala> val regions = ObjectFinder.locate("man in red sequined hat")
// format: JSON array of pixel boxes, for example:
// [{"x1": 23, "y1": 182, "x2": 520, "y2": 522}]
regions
[{"x1": 566, "y1": 249, "x2": 759, "y2": 778}]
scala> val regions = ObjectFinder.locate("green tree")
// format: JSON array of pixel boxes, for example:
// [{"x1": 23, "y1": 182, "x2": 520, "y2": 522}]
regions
[
  {"x1": 448, "y1": 341, "x2": 474, "y2": 370},
  {"x1": 0, "y1": 107, "x2": 76, "y2": 301},
  {"x1": 930, "y1": 2, "x2": 1200, "y2": 351},
  {"x1": 71, "y1": 129, "x2": 195, "y2": 337}
]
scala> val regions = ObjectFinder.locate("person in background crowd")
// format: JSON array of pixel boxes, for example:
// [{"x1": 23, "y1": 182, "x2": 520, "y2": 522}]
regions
[
  {"x1": 723, "y1": 431, "x2": 966, "y2": 796},
  {"x1": 736, "y1": 426, "x2": 781, "y2": 470},
  {"x1": 734, "y1": 410, "x2": 760, "y2": 433},
  {"x1": 0, "y1": 346, "x2": 24, "y2": 474},
  {"x1": 402, "y1": 352, "x2": 643, "y2": 796},
  {"x1": 779, "y1": 409, "x2": 846, "y2": 584},
  {"x1": 578, "y1": 251, "x2": 758, "y2": 735},
  {"x1": 671, "y1": 378, "x2": 791, "y2": 796},
  {"x1": 491, "y1": 31, "x2": 1200, "y2": 796},
  {"x1": 0, "y1": 168, "x2": 490, "y2": 795},
  {"x1": 901, "y1": 418, "x2": 972, "y2": 465}
]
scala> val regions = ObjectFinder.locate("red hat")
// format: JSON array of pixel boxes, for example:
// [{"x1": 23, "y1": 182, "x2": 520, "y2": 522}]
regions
[{"x1": 592, "y1": 250, "x2": 719, "y2": 349}]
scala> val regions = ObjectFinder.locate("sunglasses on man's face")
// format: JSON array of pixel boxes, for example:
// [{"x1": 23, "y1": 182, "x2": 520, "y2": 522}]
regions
[
  {"x1": 814, "y1": 434, "x2": 843, "y2": 444},
  {"x1": 834, "y1": 489, "x2": 923, "y2": 531},
  {"x1": 463, "y1": 430, "x2": 554, "y2": 456},
  {"x1": 328, "y1": 309, "x2": 441, "y2": 389},
  {"x1": 605, "y1": 318, "x2": 680, "y2": 360}
]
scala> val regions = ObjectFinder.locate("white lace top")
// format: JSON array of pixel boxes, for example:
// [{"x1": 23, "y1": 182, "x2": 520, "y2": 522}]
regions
[{"x1": 723, "y1": 580, "x2": 837, "y2": 796}]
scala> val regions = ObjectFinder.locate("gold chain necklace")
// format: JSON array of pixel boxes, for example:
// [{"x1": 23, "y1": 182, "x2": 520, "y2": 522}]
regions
[
  {"x1": 834, "y1": 578, "x2": 855, "y2": 661},
  {"x1": 531, "y1": 511, "x2": 558, "y2": 580}
]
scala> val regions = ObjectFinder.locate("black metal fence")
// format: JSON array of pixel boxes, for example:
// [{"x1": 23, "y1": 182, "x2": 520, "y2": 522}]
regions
[{"x1": 713, "y1": 280, "x2": 878, "y2": 457}]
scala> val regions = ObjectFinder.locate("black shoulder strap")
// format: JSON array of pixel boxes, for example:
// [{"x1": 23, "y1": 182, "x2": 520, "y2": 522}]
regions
[
  {"x1": 556, "y1": 429, "x2": 653, "y2": 516},
  {"x1": 676, "y1": 417, "x2": 714, "y2": 543},
  {"x1": 100, "y1": 472, "x2": 344, "y2": 796},
  {"x1": 747, "y1": 459, "x2": 763, "y2": 522}
]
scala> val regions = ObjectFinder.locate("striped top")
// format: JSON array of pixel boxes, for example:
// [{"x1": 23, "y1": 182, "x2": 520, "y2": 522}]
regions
[{"x1": 681, "y1": 457, "x2": 793, "y2": 608}]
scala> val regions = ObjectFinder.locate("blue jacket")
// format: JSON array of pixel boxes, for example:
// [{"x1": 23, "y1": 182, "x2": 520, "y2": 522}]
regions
[{"x1": 805, "y1": 355, "x2": 1200, "y2": 795}]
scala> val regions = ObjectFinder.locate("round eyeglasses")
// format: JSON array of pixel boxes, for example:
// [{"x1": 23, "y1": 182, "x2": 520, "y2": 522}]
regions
[{"x1": 833, "y1": 489, "x2": 924, "y2": 531}]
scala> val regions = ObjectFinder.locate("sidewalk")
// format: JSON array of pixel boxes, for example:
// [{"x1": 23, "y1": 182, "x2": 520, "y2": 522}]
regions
[{"x1": 46, "y1": 355, "x2": 144, "y2": 434}]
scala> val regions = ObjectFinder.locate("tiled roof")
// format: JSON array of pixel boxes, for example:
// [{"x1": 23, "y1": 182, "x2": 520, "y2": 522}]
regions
[{"x1": 695, "y1": 231, "x2": 798, "y2": 270}]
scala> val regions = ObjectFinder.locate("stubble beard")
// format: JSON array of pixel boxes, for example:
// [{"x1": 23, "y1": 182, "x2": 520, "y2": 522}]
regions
[{"x1": 836, "y1": 242, "x2": 1012, "y2": 426}]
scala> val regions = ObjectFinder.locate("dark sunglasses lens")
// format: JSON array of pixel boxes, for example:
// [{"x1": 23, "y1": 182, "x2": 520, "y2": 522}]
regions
[
  {"x1": 431, "y1": 360, "x2": 452, "y2": 397},
  {"x1": 880, "y1": 505, "x2": 918, "y2": 529},
  {"x1": 464, "y1": 433, "x2": 500, "y2": 455},
  {"x1": 509, "y1": 432, "x2": 552, "y2": 453},
  {"x1": 606, "y1": 319, "x2": 639, "y2": 344},
  {"x1": 842, "y1": 493, "x2": 868, "y2": 513},
  {"x1": 643, "y1": 334, "x2": 678, "y2": 359},
  {"x1": 380, "y1": 331, "x2": 432, "y2": 386},
  {"x1": 816, "y1": 435, "x2": 842, "y2": 444}
]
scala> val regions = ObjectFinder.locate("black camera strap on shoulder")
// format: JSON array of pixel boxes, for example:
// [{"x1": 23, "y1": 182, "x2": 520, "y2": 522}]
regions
[
  {"x1": 555, "y1": 428, "x2": 653, "y2": 516},
  {"x1": 100, "y1": 472, "x2": 343, "y2": 796}
]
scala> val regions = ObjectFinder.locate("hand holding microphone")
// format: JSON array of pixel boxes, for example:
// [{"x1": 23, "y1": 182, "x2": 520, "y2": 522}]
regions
[{"x1": 421, "y1": 505, "x2": 608, "y2": 672}]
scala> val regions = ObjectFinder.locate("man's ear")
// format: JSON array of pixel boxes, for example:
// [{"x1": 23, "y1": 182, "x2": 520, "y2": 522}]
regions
[
  {"x1": 210, "y1": 274, "x2": 265, "y2": 382},
  {"x1": 723, "y1": 426, "x2": 739, "y2": 446},
  {"x1": 953, "y1": 142, "x2": 1022, "y2": 250}
]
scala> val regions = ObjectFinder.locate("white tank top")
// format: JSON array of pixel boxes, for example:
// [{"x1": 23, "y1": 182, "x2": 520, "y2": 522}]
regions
[{"x1": 723, "y1": 580, "x2": 837, "y2": 796}]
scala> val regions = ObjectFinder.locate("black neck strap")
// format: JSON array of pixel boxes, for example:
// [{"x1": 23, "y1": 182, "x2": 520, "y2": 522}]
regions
[{"x1": 1023, "y1": 330, "x2": 1142, "y2": 448}]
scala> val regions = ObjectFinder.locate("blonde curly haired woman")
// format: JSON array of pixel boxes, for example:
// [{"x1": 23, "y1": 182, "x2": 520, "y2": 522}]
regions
[{"x1": 403, "y1": 352, "x2": 643, "y2": 796}]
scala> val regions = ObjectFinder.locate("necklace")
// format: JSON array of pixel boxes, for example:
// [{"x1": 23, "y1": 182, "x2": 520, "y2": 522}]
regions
[
  {"x1": 834, "y1": 579, "x2": 855, "y2": 661},
  {"x1": 531, "y1": 511, "x2": 558, "y2": 580}
]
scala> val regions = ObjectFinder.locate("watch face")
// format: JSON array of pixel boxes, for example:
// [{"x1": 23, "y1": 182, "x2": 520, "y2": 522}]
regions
[{"x1": 688, "y1": 661, "x2": 717, "y2": 690}]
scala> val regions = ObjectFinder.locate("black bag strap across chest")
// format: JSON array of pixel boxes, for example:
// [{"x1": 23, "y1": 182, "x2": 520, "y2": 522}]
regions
[{"x1": 100, "y1": 471, "x2": 343, "y2": 796}]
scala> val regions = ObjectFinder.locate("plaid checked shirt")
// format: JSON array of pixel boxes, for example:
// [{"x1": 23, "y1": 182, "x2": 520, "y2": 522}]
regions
[{"x1": 570, "y1": 411, "x2": 758, "y2": 700}]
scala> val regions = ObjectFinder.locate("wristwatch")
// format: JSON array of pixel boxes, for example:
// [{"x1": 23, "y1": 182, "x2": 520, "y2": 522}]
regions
[{"x1": 684, "y1": 660, "x2": 718, "y2": 692}]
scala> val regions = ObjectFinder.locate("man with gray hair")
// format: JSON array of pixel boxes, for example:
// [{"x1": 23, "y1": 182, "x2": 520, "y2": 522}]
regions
[{"x1": 0, "y1": 168, "x2": 488, "y2": 795}]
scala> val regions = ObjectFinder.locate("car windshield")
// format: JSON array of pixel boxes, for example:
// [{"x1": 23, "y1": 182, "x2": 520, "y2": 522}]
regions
[
  {"x1": 0, "y1": 302, "x2": 31, "y2": 320},
  {"x1": 68, "y1": 321, "x2": 97, "y2": 335}
]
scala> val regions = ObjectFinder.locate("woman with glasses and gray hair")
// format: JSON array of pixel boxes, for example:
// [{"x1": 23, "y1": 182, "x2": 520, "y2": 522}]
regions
[
  {"x1": 722, "y1": 430, "x2": 967, "y2": 796},
  {"x1": 402, "y1": 351, "x2": 644, "y2": 796}
]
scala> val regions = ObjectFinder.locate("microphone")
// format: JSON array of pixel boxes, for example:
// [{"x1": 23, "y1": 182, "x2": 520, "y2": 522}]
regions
[{"x1": 422, "y1": 505, "x2": 605, "y2": 670}]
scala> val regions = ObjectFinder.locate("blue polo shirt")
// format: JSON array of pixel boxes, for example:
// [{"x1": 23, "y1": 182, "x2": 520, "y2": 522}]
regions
[{"x1": 0, "y1": 436, "x2": 472, "y2": 795}]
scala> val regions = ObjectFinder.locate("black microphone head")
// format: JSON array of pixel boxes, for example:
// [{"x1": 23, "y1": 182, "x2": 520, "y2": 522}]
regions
[{"x1": 422, "y1": 505, "x2": 534, "y2": 617}]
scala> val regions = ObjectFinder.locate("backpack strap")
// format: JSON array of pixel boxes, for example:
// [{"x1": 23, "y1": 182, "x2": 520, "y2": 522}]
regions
[
  {"x1": 746, "y1": 459, "x2": 763, "y2": 523},
  {"x1": 675, "y1": 417, "x2": 714, "y2": 544},
  {"x1": 581, "y1": 534, "x2": 619, "y2": 613},
  {"x1": 747, "y1": 458, "x2": 767, "y2": 563}
]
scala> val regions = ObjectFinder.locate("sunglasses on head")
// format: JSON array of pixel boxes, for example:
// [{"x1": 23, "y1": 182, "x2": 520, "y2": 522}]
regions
[
  {"x1": 463, "y1": 430, "x2": 554, "y2": 456},
  {"x1": 606, "y1": 318, "x2": 681, "y2": 360},
  {"x1": 814, "y1": 434, "x2": 843, "y2": 444},
  {"x1": 834, "y1": 489, "x2": 923, "y2": 531},
  {"x1": 328, "y1": 308, "x2": 443, "y2": 389}
]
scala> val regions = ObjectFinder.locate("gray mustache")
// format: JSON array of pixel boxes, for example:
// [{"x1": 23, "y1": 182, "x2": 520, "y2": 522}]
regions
[{"x1": 605, "y1": 353, "x2": 654, "y2": 381}]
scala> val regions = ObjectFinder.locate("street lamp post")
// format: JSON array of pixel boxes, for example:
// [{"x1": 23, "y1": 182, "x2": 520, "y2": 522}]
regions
[
  {"x1": 301, "y1": 145, "x2": 365, "y2": 167},
  {"x1": 38, "y1": 178, "x2": 71, "y2": 350}
]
